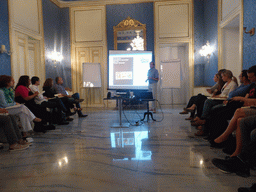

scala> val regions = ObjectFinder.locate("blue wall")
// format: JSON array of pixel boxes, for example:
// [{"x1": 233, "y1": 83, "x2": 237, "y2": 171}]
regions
[
  {"x1": 4, "y1": 0, "x2": 255, "y2": 88},
  {"x1": 194, "y1": 0, "x2": 205, "y2": 86},
  {"x1": 0, "y1": 0, "x2": 11, "y2": 76},
  {"x1": 243, "y1": 0, "x2": 256, "y2": 70},
  {"x1": 106, "y1": 3, "x2": 154, "y2": 59},
  {"x1": 42, "y1": 0, "x2": 71, "y2": 88},
  {"x1": 203, "y1": 0, "x2": 218, "y2": 86},
  {"x1": 194, "y1": 0, "x2": 218, "y2": 87}
]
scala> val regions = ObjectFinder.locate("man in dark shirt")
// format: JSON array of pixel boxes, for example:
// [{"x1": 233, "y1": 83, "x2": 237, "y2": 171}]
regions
[
  {"x1": 54, "y1": 77, "x2": 87, "y2": 118},
  {"x1": 202, "y1": 65, "x2": 256, "y2": 140}
]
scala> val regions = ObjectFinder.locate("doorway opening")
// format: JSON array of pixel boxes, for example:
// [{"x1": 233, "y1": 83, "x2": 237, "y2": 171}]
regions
[
  {"x1": 158, "y1": 43, "x2": 189, "y2": 105},
  {"x1": 221, "y1": 14, "x2": 241, "y2": 78}
]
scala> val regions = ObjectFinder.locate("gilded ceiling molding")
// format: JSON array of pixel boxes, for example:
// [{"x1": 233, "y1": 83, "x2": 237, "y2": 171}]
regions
[
  {"x1": 114, "y1": 17, "x2": 146, "y2": 29},
  {"x1": 51, "y1": 0, "x2": 192, "y2": 8}
]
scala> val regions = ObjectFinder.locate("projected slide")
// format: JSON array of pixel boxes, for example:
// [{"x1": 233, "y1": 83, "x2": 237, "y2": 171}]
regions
[
  {"x1": 113, "y1": 57, "x2": 133, "y2": 85},
  {"x1": 109, "y1": 50, "x2": 152, "y2": 90}
]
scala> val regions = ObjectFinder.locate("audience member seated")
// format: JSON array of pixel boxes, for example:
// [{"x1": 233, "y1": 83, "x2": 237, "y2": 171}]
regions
[
  {"x1": 180, "y1": 69, "x2": 225, "y2": 120},
  {"x1": 30, "y1": 76, "x2": 70, "y2": 125},
  {"x1": 14, "y1": 75, "x2": 54, "y2": 131},
  {"x1": 211, "y1": 107, "x2": 256, "y2": 156},
  {"x1": 43, "y1": 78, "x2": 77, "y2": 120},
  {"x1": 225, "y1": 70, "x2": 251, "y2": 101},
  {"x1": 0, "y1": 75, "x2": 42, "y2": 137},
  {"x1": 53, "y1": 77, "x2": 87, "y2": 117},
  {"x1": 0, "y1": 109, "x2": 31, "y2": 151},
  {"x1": 193, "y1": 70, "x2": 238, "y2": 127},
  {"x1": 196, "y1": 66, "x2": 256, "y2": 138},
  {"x1": 212, "y1": 116, "x2": 256, "y2": 178}
]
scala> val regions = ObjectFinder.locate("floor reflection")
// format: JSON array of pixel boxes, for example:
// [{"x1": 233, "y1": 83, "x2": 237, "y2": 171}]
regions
[
  {"x1": 110, "y1": 128, "x2": 152, "y2": 161},
  {"x1": 189, "y1": 146, "x2": 204, "y2": 168}
]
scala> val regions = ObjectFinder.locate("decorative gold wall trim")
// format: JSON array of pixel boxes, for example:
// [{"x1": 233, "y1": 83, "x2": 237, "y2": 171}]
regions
[
  {"x1": 154, "y1": 0, "x2": 193, "y2": 98},
  {"x1": 114, "y1": 17, "x2": 145, "y2": 29},
  {"x1": 70, "y1": 6, "x2": 107, "y2": 106},
  {"x1": 8, "y1": 0, "x2": 45, "y2": 83},
  {"x1": 51, "y1": 0, "x2": 192, "y2": 8},
  {"x1": 113, "y1": 17, "x2": 147, "y2": 50},
  {"x1": 218, "y1": 0, "x2": 223, "y2": 70},
  {"x1": 49, "y1": 0, "x2": 61, "y2": 7},
  {"x1": 217, "y1": 0, "x2": 243, "y2": 71},
  {"x1": 220, "y1": 0, "x2": 241, "y2": 23}
]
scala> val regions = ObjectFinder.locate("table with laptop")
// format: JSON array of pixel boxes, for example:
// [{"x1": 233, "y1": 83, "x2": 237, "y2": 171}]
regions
[{"x1": 104, "y1": 91, "x2": 155, "y2": 126}]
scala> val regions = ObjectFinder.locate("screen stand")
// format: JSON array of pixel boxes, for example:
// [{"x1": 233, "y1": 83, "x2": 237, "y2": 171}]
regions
[{"x1": 112, "y1": 97, "x2": 129, "y2": 128}]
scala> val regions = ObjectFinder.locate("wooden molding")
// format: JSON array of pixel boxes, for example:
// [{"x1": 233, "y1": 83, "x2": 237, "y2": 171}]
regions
[{"x1": 51, "y1": 0, "x2": 193, "y2": 8}]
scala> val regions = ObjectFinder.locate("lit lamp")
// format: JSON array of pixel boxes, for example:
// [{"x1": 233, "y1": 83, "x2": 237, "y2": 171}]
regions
[
  {"x1": 199, "y1": 41, "x2": 213, "y2": 61},
  {"x1": 0, "y1": 45, "x2": 12, "y2": 55},
  {"x1": 49, "y1": 51, "x2": 63, "y2": 64},
  {"x1": 130, "y1": 30, "x2": 144, "y2": 51}
]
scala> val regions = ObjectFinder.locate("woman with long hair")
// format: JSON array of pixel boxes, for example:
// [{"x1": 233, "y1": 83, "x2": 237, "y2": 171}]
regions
[
  {"x1": 194, "y1": 70, "x2": 239, "y2": 136},
  {"x1": 180, "y1": 69, "x2": 226, "y2": 119},
  {"x1": 14, "y1": 75, "x2": 51, "y2": 128},
  {"x1": 0, "y1": 75, "x2": 41, "y2": 137},
  {"x1": 43, "y1": 78, "x2": 77, "y2": 119}
]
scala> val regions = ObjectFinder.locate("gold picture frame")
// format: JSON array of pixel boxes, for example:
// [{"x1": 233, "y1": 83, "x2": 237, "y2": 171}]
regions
[{"x1": 113, "y1": 17, "x2": 147, "y2": 50}]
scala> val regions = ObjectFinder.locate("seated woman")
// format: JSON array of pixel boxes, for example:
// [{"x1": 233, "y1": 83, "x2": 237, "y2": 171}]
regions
[
  {"x1": 212, "y1": 98, "x2": 256, "y2": 157},
  {"x1": 30, "y1": 76, "x2": 71, "y2": 124},
  {"x1": 14, "y1": 75, "x2": 52, "y2": 128},
  {"x1": 0, "y1": 108, "x2": 31, "y2": 151},
  {"x1": 193, "y1": 70, "x2": 238, "y2": 127},
  {"x1": 0, "y1": 75, "x2": 42, "y2": 137},
  {"x1": 180, "y1": 69, "x2": 225, "y2": 120},
  {"x1": 233, "y1": 115, "x2": 256, "y2": 158},
  {"x1": 43, "y1": 78, "x2": 78, "y2": 117}
]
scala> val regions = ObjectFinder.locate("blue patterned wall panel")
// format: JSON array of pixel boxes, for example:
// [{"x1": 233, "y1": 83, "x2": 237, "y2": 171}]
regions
[
  {"x1": 0, "y1": 0, "x2": 11, "y2": 75},
  {"x1": 243, "y1": 0, "x2": 256, "y2": 70},
  {"x1": 0, "y1": 0, "x2": 221, "y2": 88},
  {"x1": 194, "y1": 0, "x2": 205, "y2": 86},
  {"x1": 203, "y1": 0, "x2": 218, "y2": 86},
  {"x1": 42, "y1": 0, "x2": 71, "y2": 88}
]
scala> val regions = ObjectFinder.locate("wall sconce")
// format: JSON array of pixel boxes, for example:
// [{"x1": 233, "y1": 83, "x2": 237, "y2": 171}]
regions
[
  {"x1": 199, "y1": 41, "x2": 213, "y2": 61},
  {"x1": 48, "y1": 51, "x2": 63, "y2": 64},
  {"x1": 243, "y1": 27, "x2": 255, "y2": 36},
  {"x1": 0, "y1": 45, "x2": 12, "y2": 55}
]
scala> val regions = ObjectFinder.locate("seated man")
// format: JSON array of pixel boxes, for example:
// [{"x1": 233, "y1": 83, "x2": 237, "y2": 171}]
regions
[
  {"x1": 197, "y1": 66, "x2": 256, "y2": 138},
  {"x1": 54, "y1": 77, "x2": 87, "y2": 117},
  {"x1": 212, "y1": 134, "x2": 256, "y2": 192},
  {"x1": 212, "y1": 115, "x2": 256, "y2": 178}
]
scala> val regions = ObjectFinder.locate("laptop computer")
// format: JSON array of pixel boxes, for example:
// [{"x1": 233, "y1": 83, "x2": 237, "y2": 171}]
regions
[{"x1": 135, "y1": 91, "x2": 153, "y2": 100}]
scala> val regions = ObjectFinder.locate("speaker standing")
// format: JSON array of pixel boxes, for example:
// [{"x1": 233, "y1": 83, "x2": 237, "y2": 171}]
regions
[{"x1": 146, "y1": 62, "x2": 159, "y2": 113}]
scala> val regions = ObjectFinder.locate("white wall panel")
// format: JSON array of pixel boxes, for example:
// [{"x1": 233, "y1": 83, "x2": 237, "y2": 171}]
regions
[
  {"x1": 222, "y1": 0, "x2": 240, "y2": 21},
  {"x1": 18, "y1": 45, "x2": 26, "y2": 76},
  {"x1": 222, "y1": 27, "x2": 240, "y2": 79},
  {"x1": 75, "y1": 9, "x2": 103, "y2": 42},
  {"x1": 158, "y1": 4, "x2": 189, "y2": 38},
  {"x1": 10, "y1": 0, "x2": 40, "y2": 33},
  {"x1": 28, "y1": 48, "x2": 35, "y2": 77}
]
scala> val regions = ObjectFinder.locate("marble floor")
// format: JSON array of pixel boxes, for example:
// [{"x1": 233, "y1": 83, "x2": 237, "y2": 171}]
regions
[{"x1": 0, "y1": 106, "x2": 255, "y2": 192}]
